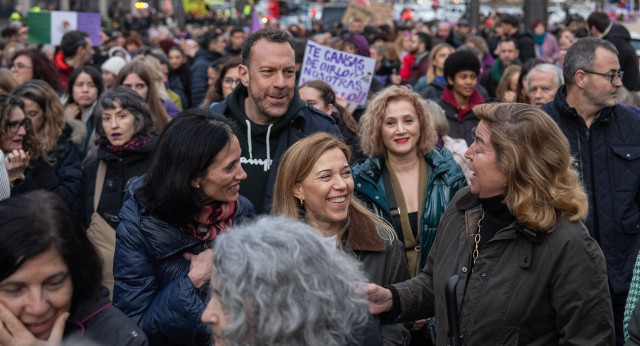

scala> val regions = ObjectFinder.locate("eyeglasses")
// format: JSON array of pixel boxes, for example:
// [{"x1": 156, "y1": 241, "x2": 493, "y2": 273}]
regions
[
  {"x1": 11, "y1": 63, "x2": 32, "y2": 70},
  {"x1": 582, "y1": 70, "x2": 624, "y2": 85},
  {"x1": 223, "y1": 78, "x2": 242, "y2": 87},
  {"x1": 6, "y1": 118, "x2": 31, "y2": 133}
]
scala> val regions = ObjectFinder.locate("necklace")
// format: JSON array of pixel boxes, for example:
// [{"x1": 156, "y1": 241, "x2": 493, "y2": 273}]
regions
[{"x1": 473, "y1": 210, "x2": 485, "y2": 266}]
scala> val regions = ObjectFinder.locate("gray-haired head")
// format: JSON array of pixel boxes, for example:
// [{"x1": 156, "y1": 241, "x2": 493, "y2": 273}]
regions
[
  {"x1": 210, "y1": 216, "x2": 370, "y2": 346},
  {"x1": 425, "y1": 99, "x2": 449, "y2": 137},
  {"x1": 93, "y1": 86, "x2": 154, "y2": 145},
  {"x1": 526, "y1": 63, "x2": 564, "y2": 90},
  {"x1": 563, "y1": 37, "x2": 617, "y2": 86}
]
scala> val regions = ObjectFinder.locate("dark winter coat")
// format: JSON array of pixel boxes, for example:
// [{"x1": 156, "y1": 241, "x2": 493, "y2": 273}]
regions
[
  {"x1": 74, "y1": 136, "x2": 156, "y2": 230},
  {"x1": 64, "y1": 286, "x2": 148, "y2": 345},
  {"x1": 421, "y1": 79, "x2": 489, "y2": 102},
  {"x1": 391, "y1": 187, "x2": 614, "y2": 345},
  {"x1": 190, "y1": 49, "x2": 223, "y2": 107},
  {"x1": 11, "y1": 160, "x2": 60, "y2": 198},
  {"x1": 436, "y1": 97, "x2": 481, "y2": 146},
  {"x1": 542, "y1": 86, "x2": 640, "y2": 294},
  {"x1": 113, "y1": 177, "x2": 255, "y2": 345},
  {"x1": 169, "y1": 63, "x2": 191, "y2": 108},
  {"x1": 352, "y1": 148, "x2": 467, "y2": 274},
  {"x1": 512, "y1": 30, "x2": 536, "y2": 63},
  {"x1": 51, "y1": 122, "x2": 83, "y2": 206},
  {"x1": 604, "y1": 24, "x2": 640, "y2": 92}
]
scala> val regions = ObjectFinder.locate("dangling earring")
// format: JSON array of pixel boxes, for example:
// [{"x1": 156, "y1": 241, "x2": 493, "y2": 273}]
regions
[
  {"x1": 298, "y1": 197, "x2": 304, "y2": 207},
  {"x1": 193, "y1": 182, "x2": 200, "y2": 189}
]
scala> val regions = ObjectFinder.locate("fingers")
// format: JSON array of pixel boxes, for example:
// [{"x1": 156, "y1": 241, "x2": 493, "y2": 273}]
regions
[
  {"x1": 183, "y1": 252, "x2": 194, "y2": 261},
  {"x1": 0, "y1": 300, "x2": 24, "y2": 336},
  {"x1": 47, "y1": 312, "x2": 69, "y2": 343}
]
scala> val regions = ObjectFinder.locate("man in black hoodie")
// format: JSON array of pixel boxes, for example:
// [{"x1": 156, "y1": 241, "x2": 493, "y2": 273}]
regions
[
  {"x1": 500, "y1": 14, "x2": 535, "y2": 63},
  {"x1": 588, "y1": 11, "x2": 640, "y2": 92},
  {"x1": 211, "y1": 28, "x2": 340, "y2": 213}
]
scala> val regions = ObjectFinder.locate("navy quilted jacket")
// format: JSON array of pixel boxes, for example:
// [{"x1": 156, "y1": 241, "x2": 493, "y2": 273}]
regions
[
  {"x1": 113, "y1": 177, "x2": 255, "y2": 345},
  {"x1": 542, "y1": 85, "x2": 640, "y2": 293}
]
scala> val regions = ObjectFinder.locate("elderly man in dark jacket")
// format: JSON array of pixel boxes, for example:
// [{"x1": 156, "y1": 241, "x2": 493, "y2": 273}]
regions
[
  {"x1": 542, "y1": 37, "x2": 640, "y2": 346},
  {"x1": 587, "y1": 11, "x2": 640, "y2": 92},
  {"x1": 211, "y1": 28, "x2": 340, "y2": 213}
]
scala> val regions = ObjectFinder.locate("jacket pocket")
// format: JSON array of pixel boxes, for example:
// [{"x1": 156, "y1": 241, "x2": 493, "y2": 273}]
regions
[{"x1": 611, "y1": 146, "x2": 640, "y2": 192}]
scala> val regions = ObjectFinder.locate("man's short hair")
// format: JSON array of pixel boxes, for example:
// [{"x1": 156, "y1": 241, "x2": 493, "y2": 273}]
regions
[
  {"x1": 60, "y1": 30, "x2": 89, "y2": 58},
  {"x1": 563, "y1": 37, "x2": 618, "y2": 86},
  {"x1": 501, "y1": 14, "x2": 519, "y2": 29},
  {"x1": 587, "y1": 12, "x2": 610, "y2": 34},
  {"x1": 526, "y1": 63, "x2": 564, "y2": 89},
  {"x1": 197, "y1": 30, "x2": 222, "y2": 51},
  {"x1": 241, "y1": 28, "x2": 294, "y2": 67},
  {"x1": 499, "y1": 36, "x2": 519, "y2": 50},
  {"x1": 230, "y1": 27, "x2": 244, "y2": 36},
  {"x1": 416, "y1": 32, "x2": 432, "y2": 52}
]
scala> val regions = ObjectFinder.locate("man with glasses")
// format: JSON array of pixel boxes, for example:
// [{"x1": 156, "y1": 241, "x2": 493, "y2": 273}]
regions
[{"x1": 542, "y1": 37, "x2": 640, "y2": 346}]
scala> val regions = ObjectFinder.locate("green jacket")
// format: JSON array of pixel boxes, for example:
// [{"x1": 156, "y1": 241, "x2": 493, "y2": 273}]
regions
[{"x1": 352, "y1": 147, "x2": 466, "y2": 273}]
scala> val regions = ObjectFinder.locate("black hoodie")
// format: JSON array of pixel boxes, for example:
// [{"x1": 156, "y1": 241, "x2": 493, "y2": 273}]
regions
[{"x1": 604, "y1": 24, "x2": 640, "y2": 91}]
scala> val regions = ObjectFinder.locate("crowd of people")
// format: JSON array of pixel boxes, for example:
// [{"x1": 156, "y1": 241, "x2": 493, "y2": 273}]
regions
[{"x1": 0, "y1": 4, "x2": 639, "y2": 346}]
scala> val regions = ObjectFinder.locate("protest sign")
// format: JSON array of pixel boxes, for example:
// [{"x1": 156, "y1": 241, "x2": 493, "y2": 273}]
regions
[
  {"x1": 299, "y1": 40, "x2": 376, "y2": 106},
  {"x1": 28, "y1": 11, "x2": 101, "y2": 46},
  {"x1": 342, "y1": 1, "x2": 393, "y2": 26}
]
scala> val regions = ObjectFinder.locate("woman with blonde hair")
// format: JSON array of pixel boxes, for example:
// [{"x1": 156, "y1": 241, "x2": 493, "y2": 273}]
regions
[
  {"x1": 115, "y1": 61, "x2": 171, "y2": 133},
  {"x1": 272, "y1": 132, "x2": 410, "y2": 344},
  {"x1": 367, "y1": 102, "x2": 613, "y2": 345},
  {"x1": 495, "y1": 64, "x2": 521, "y2": 102},
  {"x1": 13, "y1": 80, "x2": 83, "y2": 205},
  {"x1": 353, "y1": 85, "x2": 466, "y2": 278},
  {"x1": 418, "y1": 43, "x2": 454, "y2": 99}
]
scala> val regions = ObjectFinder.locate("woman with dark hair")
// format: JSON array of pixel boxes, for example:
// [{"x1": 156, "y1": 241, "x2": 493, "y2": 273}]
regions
[
  {"x1": 367, "y1": 103, "x2": 614, "y2": 344},
  {"x1": 116, "y1": 60, "x2": 171, "y2": 132},
  {"x1": 63, "y1": 66, "x2": 105, "y2": 162},
  {"x1": 168, "y1": 46, "x2": 191, "y2": 108},
  {"x1": 299, "y1": 80, "x2": 362, "y2": 163},
  {"x1": 73, "y1": 86, "x2": 156, "y2": 294},
  {"x1": 113, "y1": 109, "x2": 254, "y2": 345},
  {"x1": 13, "y1": 80, "x2": 83, "y2": 206},
  {"x1": 532, "y1": 20, "x2": 559, "y2": 64},
  {"x1": 0, "y1": 94, "x2": 62, "y2": 198},
  {"x1": 0, "y1": 190, "x2": 148, "y2": 345},
  {"x1": 10, "y1": 49, "x2": 63, "y2": 92},
  {"x1": 203, "y1": 56, "x2": 241, "y2": 107}
]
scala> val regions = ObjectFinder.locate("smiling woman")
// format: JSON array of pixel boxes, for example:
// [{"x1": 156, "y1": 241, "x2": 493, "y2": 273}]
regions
[
  {"x1": 112, "y1": 109, "x2": 254, "y2": 345},
  {"x1": 272, "y1": 132, "x2": 411, "y2": 345},
  {"x1": 0, "y1": 190, "x2": 147, "y2": 345}
]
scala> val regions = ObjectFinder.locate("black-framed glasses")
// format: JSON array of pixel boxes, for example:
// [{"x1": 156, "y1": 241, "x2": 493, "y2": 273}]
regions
[
  {"x1": 7, "y1": 118, "x2": 31, "y2": 133},
  {"x1": 582, "y1": 70, "x2": 624, "y2": 85}
]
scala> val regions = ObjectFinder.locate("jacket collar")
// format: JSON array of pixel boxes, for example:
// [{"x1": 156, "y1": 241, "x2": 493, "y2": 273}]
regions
[
  {"x1": 343, "y1": 207, "x2": 385, "y2": 252},
  {"x1": 552, "y1": 85, "x2": 615, "y2": 125},
  {"x1": 455, "y1": 189, "x2": 545, "y2": 243}
]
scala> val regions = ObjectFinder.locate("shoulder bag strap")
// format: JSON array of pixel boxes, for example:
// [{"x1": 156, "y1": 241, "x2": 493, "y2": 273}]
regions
[
  {"x1": 93, "y1": 161, "x2": 107, "y2": 212},
  {"x1": 381, "y1": 164, "x2": 404, "y2": 244}
]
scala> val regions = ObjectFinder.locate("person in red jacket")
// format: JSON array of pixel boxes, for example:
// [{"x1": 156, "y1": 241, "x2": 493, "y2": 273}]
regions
[{"x1": 53, "y1": 30, "x2": 94, "y2": 90}]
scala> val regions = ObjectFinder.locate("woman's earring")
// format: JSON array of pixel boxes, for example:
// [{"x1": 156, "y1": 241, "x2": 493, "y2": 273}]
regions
[
  {"x1": 298, "y1": 197, "x2": 304, "y2": 207},
  {"x1": 193, "y1": 182, "x2": 200, "y2": 189}
]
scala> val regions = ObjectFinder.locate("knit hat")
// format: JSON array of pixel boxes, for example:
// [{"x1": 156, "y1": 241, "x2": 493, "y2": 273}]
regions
[
  {"x1": 108, "y1": 46, "x2": 132, "y2": 62},
  {"x1": 344, "y1": 34, "x2": 370, "y2": 57},
  {"x1": 101, "y1": 56, "x2": 127, "y2": 76},
  {"x1": 443, "y1": 49, "x2": 481, "y2": 84}
]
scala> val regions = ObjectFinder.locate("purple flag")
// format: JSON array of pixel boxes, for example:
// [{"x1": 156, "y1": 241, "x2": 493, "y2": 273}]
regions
[{"x1": 252, "y1": 8, "x2": 261, "y2": 32}]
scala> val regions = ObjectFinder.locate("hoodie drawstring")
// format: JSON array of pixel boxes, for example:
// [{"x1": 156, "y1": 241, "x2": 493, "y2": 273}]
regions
[
  {"x1": 266, "y1": 124, "x2": 273, "y2": 170},
  {"x1": 245, "y1": 120, "x2": 253, "y2": 159}
]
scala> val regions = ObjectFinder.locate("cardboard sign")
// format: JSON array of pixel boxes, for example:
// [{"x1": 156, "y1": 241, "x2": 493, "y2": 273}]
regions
[
  {"x1": 299, "y1": 40, "x2": 376, "y2": 105},
  {"x1": 342, "y1": 1, "x2": 393, "y2": 26}
]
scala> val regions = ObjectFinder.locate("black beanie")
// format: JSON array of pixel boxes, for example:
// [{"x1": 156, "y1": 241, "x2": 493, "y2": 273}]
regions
[{"x1": 443, "y1": 50, "x2": 481, "y2": 85}]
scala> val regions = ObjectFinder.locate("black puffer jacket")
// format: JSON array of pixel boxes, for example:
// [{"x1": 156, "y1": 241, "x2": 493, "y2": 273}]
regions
[
  {"x1": 604, "y1": 24, "x2": 640, "y2": 91},
  {"x1": 64, "y1": 286, "x2": 148, "y2": 345},
  {"x1": 542, "y1": 86, "x2": 640, "y2": 294},
  {"x1": 50, "y1": 122, "x2": 83, "y2": 206},
  {"x1": 74, "y1": 135, "x2": 157, "y2": 229}
]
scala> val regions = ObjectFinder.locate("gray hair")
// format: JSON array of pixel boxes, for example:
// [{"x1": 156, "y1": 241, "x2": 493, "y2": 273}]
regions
[
  {"x1": 93, "y1": 86, "x2": 154, "y2": 145},
  {"x1": 563, "y1": 37, "x2": 618, "y2": 85},
  {"x1": 526, "y1": 63, "x2": 564, "y2": 90},
  {"x1": 425, "y1": 99, "x2": 449, "y2": 137},
  {"x1": 211, "y1": 216, "x2": 370, "y2": 346}
]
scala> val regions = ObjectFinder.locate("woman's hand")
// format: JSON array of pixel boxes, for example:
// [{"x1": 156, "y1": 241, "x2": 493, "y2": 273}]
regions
[
  {"x1": 0, "y1": 302, "x2": 68, "y2": 346},
  {"x1": 335, "y1": 95, "x2": 348, "y2": 110},
  {"x1": 503, "y1": 90, "x2": 517, "y2": 103},
  {"x1": 184, "y1": 249, "x2": 213, "y2": 289},
  {"x1": 411, "y1": 318, "x2": 428, "y2": 331},
  {"x1": 5, "y1": 150, "x2": 30, "y2": 182},
  {"x1": 366, "y1": 283, "x2": 393, "y2": 315},
  {"x1": 63, "y1": 103, "x2": 80, "y2": 121}
]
